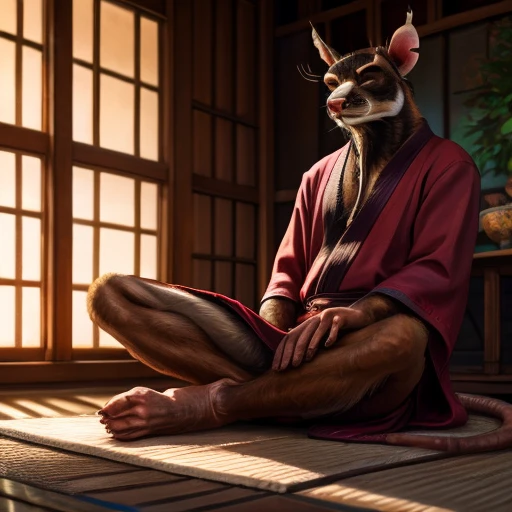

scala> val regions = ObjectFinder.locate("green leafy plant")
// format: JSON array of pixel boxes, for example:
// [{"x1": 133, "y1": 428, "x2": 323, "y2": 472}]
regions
[{"x1": 462, "y1": 17, "x2": 512, "y2": 179}]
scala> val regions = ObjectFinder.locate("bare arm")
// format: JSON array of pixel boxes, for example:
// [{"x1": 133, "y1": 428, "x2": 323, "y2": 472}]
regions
[{"x1": 259, "y1": 297, "x2": 297, "y2": 332}]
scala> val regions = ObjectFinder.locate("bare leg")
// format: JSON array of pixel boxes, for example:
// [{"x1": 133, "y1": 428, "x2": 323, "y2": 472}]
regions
[
  {"x1": 100, "y1": 313, "x2": 427, "y2": 440},
  {"x1": 87, "y1": 274, "x2": 272, "y2": 384}
]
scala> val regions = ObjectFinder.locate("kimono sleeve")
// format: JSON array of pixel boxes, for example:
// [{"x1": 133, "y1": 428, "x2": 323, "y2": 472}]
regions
[
  {"x1": 261, "y1": 172, "x2": 316, "y2": 305},
  {"x1": 372, "y1": 160, "x2": 481, "y2": 358}
]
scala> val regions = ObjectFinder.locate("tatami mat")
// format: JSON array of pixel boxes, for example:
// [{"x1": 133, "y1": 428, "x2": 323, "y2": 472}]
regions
[{"x1": 0, "y1": 415, "x2": 500, "y2": 494}]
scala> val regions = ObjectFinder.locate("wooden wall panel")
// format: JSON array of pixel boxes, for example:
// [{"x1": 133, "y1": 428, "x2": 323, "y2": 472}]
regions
[
  {"x1": 192, "y1": 110, "x2": 212, "y2": 177},
  {"x1": 192, "y1": 259, "x2": 211, "y2": 290},
  {"x1": 236, "y1": 125, "x2": 256, "y2": 186},
  {"x1": 192, "y1": 193, "x2": 212, "y2": 254},
  {"x1": 214, "y1": 198, "x2": 233, "y2": 256},
  {"x1": 215, "y1": 0, "x2": 234, "y2": 113},
  {"x1": 214, "y1": 261, "x2": 233, "y2": 296},
  {"x1": 236, "y1": 0, "x2": 256, "y2": 121},
  {"x1": 235, "y1": 263, "x2": 256, "y2": 310},
  {"x1": 215, "y1": 118, "x2": 234, "y2": 182},
  {"x1": 235, "y1": 202, "x2": 255, "y2": 259},
  {"x1": 193, "y1": 0, "x2": 213, "y2": 105}
]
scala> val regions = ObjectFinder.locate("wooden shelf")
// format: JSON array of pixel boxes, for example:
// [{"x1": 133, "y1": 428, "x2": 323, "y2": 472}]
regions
[{"x1": 474, "y1": 248, "x2": 512, "y2": 260}]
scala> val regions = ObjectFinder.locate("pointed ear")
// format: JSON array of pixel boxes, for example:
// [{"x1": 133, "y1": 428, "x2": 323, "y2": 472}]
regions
[
  {"x1": 388, "y1": 10, "x2": 419, "y2": 76},
  {"x1": 311, "y1": 23, "x2": 340, "y2": 66}
]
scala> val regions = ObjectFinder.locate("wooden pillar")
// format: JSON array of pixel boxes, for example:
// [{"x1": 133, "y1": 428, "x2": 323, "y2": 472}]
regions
[{"x1": 484, "y1": 267, "x2": 501, "y2": 375}]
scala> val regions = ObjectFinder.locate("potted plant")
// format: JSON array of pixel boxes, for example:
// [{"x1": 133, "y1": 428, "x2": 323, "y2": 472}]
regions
[{"x1": 461, "y1": 16, "x2": 512, "y2": 249}]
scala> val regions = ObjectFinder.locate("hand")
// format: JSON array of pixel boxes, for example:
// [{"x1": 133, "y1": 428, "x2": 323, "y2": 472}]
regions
[{"x1": 272, "y1": 307, "x2": 369, "y2": 371}]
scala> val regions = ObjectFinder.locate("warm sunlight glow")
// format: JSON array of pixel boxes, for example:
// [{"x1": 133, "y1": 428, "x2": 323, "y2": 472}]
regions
[
  {"x1": 100, "y1": 0, "x2": 134, "y2": 77},
  {"x1": 236, "y1": 203, "x2": 255, "y2": 259},
  {"x1": 193, "y1": 194, "x2": 211, "y2": 254},
  {"x1": 72, "y1": 290, "x2": 93, "y2": 347},
  {"x1": 73, "y1": 0, "x2": 93, "y2": 62},
  {"x1": 214, "y1": 199, "x2": 232, "y2": 256},
  {"x1": 100, "y1": 173, "x2": 135, "y2": 226},
  {"x1": 0, "y1": 39, "x2": 16, "y2": 124},
  {"x1": 0, "y1": 287, "x2": 15, "y2": 347},
  {"x1": 73, "y1": 224, "x2": 94, "y2": 284},
  {"x1": 0, "y1": 0, "x2": 16, "y2": 35},
  {"x1": 140, "y1": 88, "x2": 158, "y2": 161},
  {"x1": 22, "y1": 217, "x2": 41, "y2": 281},
  {"x1": 140, "y1": 182, "x2": 158, "y2": 230},
  {"x1": 22, "y1": 287, "x2": 40, "y2": 347},
  {"x1": 100, "y1": 74, "x2": 134, "y2": 154},
  {"x1": 99, "y1": 228, "x2": 134, "y2": 275},
  {"x1": 23, "y1": 0, "x2": 43, "y2": 44},
  {"x1": 140, "y1": 17, "x2": 158, "y2": 86},
  {"x1": 0, "y1": 214, "x2": 16, "y2": 279},
  {"x1": 22, "y1": 46, "x2": 42, "y2": 130},
  {"x1": 73, "y1": 167, "x2": 94, "y2": 220},
  {"x1": 73, "y1": 64, "x2": 94, "y2": 144},
  {"x1": 236, "y1": 126, "x2": 256, "y2": 186},
  {"x1": 140, "y1": 234, "x2": 157, "y2": 279},
  {"x1": 22, "y1": 156, "x2": 41, "y2": 211},
  {"x1": 99, "y1": 328, "x2": 122, "y2": 348},
  {"x1": 0, "y1": 151, "x2": 16, "y2": 208}
]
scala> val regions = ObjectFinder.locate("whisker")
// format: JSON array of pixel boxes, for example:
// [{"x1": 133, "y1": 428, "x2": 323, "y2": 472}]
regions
[
  {"x1": 300, "y1": 63, "x2": 322, "y2": 78},
  {"x1": 297, "y1": 64, "x2": 320, "y2": 82}
]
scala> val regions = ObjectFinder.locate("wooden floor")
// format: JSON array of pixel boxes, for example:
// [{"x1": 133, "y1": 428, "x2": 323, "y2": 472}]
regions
[{"x1": 1, "y1": 382, "x2": 512, "y2": 512}]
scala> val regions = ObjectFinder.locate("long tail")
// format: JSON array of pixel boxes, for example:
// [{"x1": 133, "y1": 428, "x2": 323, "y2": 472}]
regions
[{"x1": 385, "y1": 393, "x2": 512, "y2": 453}]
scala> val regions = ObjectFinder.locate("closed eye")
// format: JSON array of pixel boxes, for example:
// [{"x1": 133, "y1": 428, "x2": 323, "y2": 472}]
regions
[
  {"x1": 325, "y1": 80, "x2": 338, "y2": 89},
  {"x1": 359, "y1": 65, "x2": 382, "y2": 76}
]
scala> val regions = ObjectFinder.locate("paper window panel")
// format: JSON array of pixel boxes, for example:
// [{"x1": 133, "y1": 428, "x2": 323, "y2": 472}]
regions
[
  {"x1": 214, "y1": 261, "x2": 232, "y2": 297},
  {"x1": 214, "y1": 198, "x2": 233, "y2": 256},
  {"x1": 72, "y1": 224, "x2": 94, "y2": 285},
  {"x1": 72, "y1": 167, "x2": 94, "y2": 220},
  {"x1": 140, "y1": 17, "x2": 158, "y2": 86},
  {"x1": 140, "y1": 88, "x2": 159, "y2": 161},
  {"x1": 193, "y1": 194, "x2": 212, "y2": 254},
  {"x1": 0, "y1": 214, "x2": 16, "y2": 279},
  {"x1": 236, "y1": 125, "x2": 256, "y2": 186},
  {"x1": 192, "y1": 110, "x2": 212, "y2": 177},
  {"x1": 100, "y1": 0, "x2": 134, "y2": 78},
  {"x1": 140, "y1": 234, "x2": 157, "y2": 280},
  {"x1": 0, "y1": 151, "x2": 16, "y2": 208},
  {"x1": 235, "y1": 264, "x2": 255, "y2": 310},
  {"x1": 192, "y1": 259, "x2": 212, "y2": 291},
  {"x1": 99, "y1": 172, "x2": 135, "y2": 226},
  {"x1": 100, "y1": 74, "x2": 135, "y2": 154},
  {"x1": 22, "y1": 156, "x2": 41, "y2": 212},
  {"x1": 0, "y1": 286, "x2": 16, "y2": 347},
  {"x1": 23, "y1": 0, "x2": 43, "y2": 43},
  {"x1": 22, "y1": 216, "x2": 41, "y2": 281},
  {"x1": 22, "y1": 46, "x2": 42, "y2": 130},
  {"x1": 140, "y1": 182, "x2": 158, "y2": 230},
  {"x1": 235, "y1": 202, "x2": 255, "y2": 259},
  {"x1": 99, "y1": 328, "x2": 122, "y2": 348},
  {"x1": 72, "y1": 290, "x2": 93, "y2": 347},
  {"x1": 215, "y1": 118, "x2": 234, "y2": 182},
  {"x1": 73, "y1": 0, "x2": 94, "y2": 62},
  {"x1": 0, "y1": 39, "x2": 16, "y2": 125},
  {"x1": 22, "y1": 287, "x2": 40, "y2": 347},
  {"x1": 99, "y1": 228, "x2": 134, "y2": 276},
  {"x1": 0, "y1": 0, "x2": 17, "y2": 35},
  {"x1": 73, "y1": 64, "x2": 94, "y2": 144}
]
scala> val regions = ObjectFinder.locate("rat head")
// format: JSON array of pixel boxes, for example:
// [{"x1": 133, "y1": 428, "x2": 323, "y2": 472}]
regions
[{"x1": 312, "y1": 11, "x2": 419, "y2": 128}]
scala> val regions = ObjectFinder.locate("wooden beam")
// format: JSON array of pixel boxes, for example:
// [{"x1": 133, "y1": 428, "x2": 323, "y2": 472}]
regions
[
  {"x1": 257, "y1": 0, "x2": 275, "y2": 299},
  {"x1": 417, "y1": 0, "x2": 512, "y2": 38},
  {"x1": 73, "y1": 142, "x2": 168, "y2": 181},
  {"x1": 172, "y1": 0, "x2": 194, "y2": 286},
  {"x1": 193, "y1": 175, "x2": 259, "y2": 204},
  {"x1": 276, "y1": 0, "x2": 366, "y2": 38},
  {"x1": 0, "y1": 361, "x2": 163, "y2": 384},
  {"x1": 0, "y1": 123, "x2": 48, "y2": 154},
  {"x1": 47, "y1": 0, "x2": 73, "y2": 361}
]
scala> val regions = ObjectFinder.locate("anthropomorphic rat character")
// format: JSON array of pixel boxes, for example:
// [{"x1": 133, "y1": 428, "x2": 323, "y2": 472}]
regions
[{"x1": 89, "y1": 11, "x2": 512, "y2": 453}]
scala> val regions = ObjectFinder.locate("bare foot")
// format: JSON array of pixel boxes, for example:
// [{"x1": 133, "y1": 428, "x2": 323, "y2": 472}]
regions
[{"x1": 98, "y1": 379, "x2": 235, "y2": 441}]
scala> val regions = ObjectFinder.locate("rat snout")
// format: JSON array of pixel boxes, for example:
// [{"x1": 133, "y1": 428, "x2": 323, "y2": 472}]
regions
[{"x1": 327, "y1": 97, "x2": 346, "y2": 114}]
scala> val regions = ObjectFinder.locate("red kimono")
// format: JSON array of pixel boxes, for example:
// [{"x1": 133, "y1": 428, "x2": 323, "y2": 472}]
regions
[{"x1": 184, "y1": 121, "x2": 481, "y2": 442}]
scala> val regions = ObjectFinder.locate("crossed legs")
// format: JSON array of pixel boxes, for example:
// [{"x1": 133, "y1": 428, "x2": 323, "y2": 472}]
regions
[{"x1": 87, "y1": 274, "x2": 427, "y2": 440}]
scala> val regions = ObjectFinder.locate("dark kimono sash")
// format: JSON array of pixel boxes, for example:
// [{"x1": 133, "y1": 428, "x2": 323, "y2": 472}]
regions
[{"x1": 308, "y1": 121, "x2": 434, "y2": 309}]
